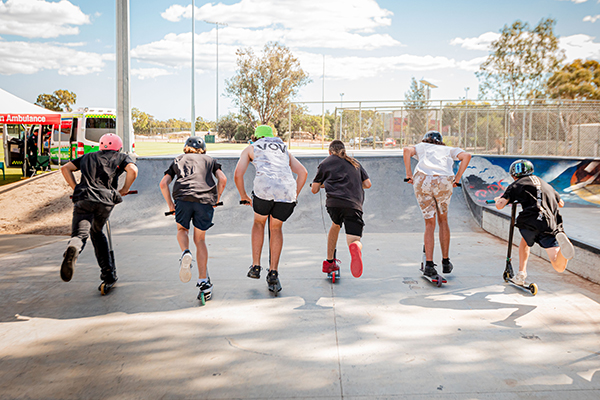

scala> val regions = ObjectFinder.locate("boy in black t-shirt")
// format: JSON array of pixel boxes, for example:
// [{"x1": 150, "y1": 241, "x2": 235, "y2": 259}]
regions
[
  {"x1": 60, "y1": 133, "x2": 138, "y2": 289},
  {"x1": 159, "y1": 137, "x2": 227, "y2": 301},
  {"x1": 311, "y1": 140, "x2": 372, "y2": 278},
  {"x1": 494, "y1": 159, "x2": 575, "y2": 284}
]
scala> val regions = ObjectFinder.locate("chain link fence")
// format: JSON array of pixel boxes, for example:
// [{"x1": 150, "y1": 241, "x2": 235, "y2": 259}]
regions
[{"x1": 290, "y1": 100, "x2": 600, "y2": 156}]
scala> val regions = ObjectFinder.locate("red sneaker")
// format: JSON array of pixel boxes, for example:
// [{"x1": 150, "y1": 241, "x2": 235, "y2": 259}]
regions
[
  {"x1": 322, "y1": 259, "x2": 341, "y2": 274},
  {"x1": 349, "y1": 243, "x2": 363, "y2": 278}
]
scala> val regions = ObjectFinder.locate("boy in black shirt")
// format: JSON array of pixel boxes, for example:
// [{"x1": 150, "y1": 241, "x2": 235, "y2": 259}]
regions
[
  {"x1": 60, "y1": 133, "x2": 138, "y2": 289},
  {"x1": 311, "y1": 140, "x2": 372, "y2": 278},
  {"x1": 160, "y1": 137, "x2": 227, "y2": 302},
  {"x1": 494, "y1": 159, "x2": 574, "y2": 284}
]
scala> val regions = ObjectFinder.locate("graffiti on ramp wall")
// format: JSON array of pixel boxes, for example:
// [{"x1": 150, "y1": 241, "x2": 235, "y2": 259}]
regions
[{"x1": 462, "y1": 156, "x2": 600, "y2": 207}]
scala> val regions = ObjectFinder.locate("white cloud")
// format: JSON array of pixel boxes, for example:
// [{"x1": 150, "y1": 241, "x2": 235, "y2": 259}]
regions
[
  {"x1": 0, "y1": 0, "x2": 90, "y2": 39},
  {"x1": 160, "y1": 0, "x2": 399, "y2": 50},
  {"x1": 583, "y1": 14, "x2": 600, "y2": 23},
  {"x1": 451, "y1": 32, "x2": 600, "y2": 61},
  {"x1": 131, "y1": 29, "x2": 483, "y2": 81},
  {"x1": 450, "y1": 32, "x2": 499, "y2": 51},
  {"x1": 560, "y1": 34, "x2": 600, "y2": 60},
  {"x1": 0, "y1": 39, "x2": 109, "y2": 75},
  {"x1": 132, "y1": 68, "x2": 172, "y2": 80}
]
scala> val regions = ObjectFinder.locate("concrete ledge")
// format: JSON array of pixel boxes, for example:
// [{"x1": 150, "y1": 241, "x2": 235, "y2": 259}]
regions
[{"x1": 479, "y1": 204, "x2": 600, "y2": 285}]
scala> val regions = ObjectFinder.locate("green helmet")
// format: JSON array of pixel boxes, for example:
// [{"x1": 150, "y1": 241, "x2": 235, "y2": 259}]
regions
[
  {"x1": 509, "y1": 159, "x2": 534, "y2": 178},
  {"x1": 254, "y1": 125, "x2": 274, "y2": 138}
]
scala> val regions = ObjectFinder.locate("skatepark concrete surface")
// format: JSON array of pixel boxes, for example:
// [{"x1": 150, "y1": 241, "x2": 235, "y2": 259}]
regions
[{"x1": 1, "y1": 151, "x2": 600, "y2": 399}]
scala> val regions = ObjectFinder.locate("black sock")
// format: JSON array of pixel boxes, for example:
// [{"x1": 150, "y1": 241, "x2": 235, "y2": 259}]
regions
[
  {"x1": 426, "y1": 261, "x2": 434, "y2": 267},
  {"x1": 327, "y1": 259, "x2": 334, "y2": 263},
  {"x1": 442, "y1": 258, "x2": 450, "y2": 264}
]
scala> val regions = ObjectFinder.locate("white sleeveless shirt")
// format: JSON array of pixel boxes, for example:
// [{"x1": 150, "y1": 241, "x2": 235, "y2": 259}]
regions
[{"x1": 252, "y1": 137, "x2": 297, "y2": 202}]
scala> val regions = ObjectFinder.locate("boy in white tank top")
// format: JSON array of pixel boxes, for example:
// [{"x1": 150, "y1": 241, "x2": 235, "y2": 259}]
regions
[{"x1": 234, "y1": 125, "x2": 308, "y2": 293}]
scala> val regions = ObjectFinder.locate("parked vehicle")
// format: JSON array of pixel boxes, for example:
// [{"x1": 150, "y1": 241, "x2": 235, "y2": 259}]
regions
[{"x1": 384, "y1": 138, "x2": 397, "y2": 147}]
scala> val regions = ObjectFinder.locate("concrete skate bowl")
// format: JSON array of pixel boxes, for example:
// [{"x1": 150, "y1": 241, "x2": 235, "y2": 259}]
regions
[
  {"x1": 110, "y1": 153, "x2": 480, "y2": 237},
  {"x1": 461, "y1": 155, "x2": 600, "y2": 284}
]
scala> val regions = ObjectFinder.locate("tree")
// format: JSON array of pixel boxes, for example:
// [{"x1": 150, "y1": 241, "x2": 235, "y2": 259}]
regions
[
  {"x1": 477, "y1": 18, "x2": 565, "y2": 103},
  {"x1": 132, "y1": 108, "x2": 155, "y2": 135},
  {"x1": 547, "y1": 59, "x2": 600, "y2": 100},
  {"x1": 216, "y1": 113, "x2": 240, "y2": 140},
  {"x1": 225, "y1": 42, "x2": 310, "y2": 125},
  {"x1": 195, "y1": 116, "x2": 215, "y2": 132},
  {"x1": 404, "y1": 77, "x2": 428, "y2": 141},
  {"x1": 35, "y1": 89, "x2": 77, "y2": 111}
]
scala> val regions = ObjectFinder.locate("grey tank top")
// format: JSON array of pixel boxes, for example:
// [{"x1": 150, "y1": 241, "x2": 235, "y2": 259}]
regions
[{"x1": 252, "y1": 137, "x2": 296, "y2": 202}]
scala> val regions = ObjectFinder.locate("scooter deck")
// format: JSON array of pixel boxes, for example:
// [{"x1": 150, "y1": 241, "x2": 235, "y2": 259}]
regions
[
  {"x1": 268, "y1": 282, "x2": 281, "y2": 296},
  {"x1": 420, "y1": 267, "x2": 447, "y2": 287},
  {"x1": 326, "y1": 269, "x2": 341, "y2": 283},
  {"x1": 504, "y1": 272, "x2": 538, "y2": 295},
  {"x1": 98, "y1": 281, "x2": 116, "y2": 296}
]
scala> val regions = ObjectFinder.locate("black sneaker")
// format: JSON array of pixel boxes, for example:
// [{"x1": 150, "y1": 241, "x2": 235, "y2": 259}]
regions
[
  {"x1": 60, "y1": 245, "x2": 78, "y2": 282},
  {"x1": 247, "y1": 265, "x2": 262, "y2": 279},
  {"x1": 423, "y1": 264, "x2": 438, "y2": 278},
  {"x1": 196, "y1": 280, "x2": 213, "y2": 301},
  {"x1": 442, "y1": 259, "x2": 453, "y2": 274},
  {"x1": 266, "y1": 270, "x2": 282, "y2": 292}
]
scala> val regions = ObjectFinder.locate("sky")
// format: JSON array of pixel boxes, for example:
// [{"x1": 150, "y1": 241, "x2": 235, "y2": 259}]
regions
[{"x1": 0, "y1": 0, "x2": 599, "y2": 121}]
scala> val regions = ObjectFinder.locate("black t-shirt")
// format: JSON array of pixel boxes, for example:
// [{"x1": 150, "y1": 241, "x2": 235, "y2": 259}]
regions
[
  {"x1": 313, "y1": 155, "x2": 369, "y2": 211},
  {"x1": 501, "y1": 175, "x2": 563, "y2": 234},
  {"x1": 72, "y1": 150, "x2": 135, "y2": 206},
  {"x1": 165, "y1": 153, "x2": 221, "y2": 205}
]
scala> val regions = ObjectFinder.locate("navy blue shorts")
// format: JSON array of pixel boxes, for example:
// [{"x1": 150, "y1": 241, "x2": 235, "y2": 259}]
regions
[
  {"x1": 326, "y1": 207, "x2": 364, "y2": 237},
  {"x1": 175, "y1": 200, "x2": 214, "y2": 231},
  {"x1": 252, "y1": 194, "x2": 296, "y2": 222},
  {"x1": 519, "y1": 228, "x2": 559, "y2": 249}
]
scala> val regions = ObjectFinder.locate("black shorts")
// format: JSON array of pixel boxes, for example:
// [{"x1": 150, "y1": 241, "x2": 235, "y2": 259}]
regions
[
  {"x1": 519, "y1": 228, "x2": 559, "y2": 249},
  {"x1": 175, "y1": 200, "x2": 215, "y2": 231},
  {"x1": 252, "y1": 194, "x2": 296, "y2": 222},
  {"x1": 327, "y1": 206, "x2": 364, "y2": 237}
]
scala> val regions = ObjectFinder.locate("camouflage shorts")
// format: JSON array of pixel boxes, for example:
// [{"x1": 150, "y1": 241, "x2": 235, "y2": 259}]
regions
[{"x1": 413, "y1": 173, "x2": 454, "y2": 219}]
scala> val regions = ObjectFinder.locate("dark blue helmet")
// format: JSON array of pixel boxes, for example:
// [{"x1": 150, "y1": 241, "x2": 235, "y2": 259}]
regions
[
  {"x1": 509, "y1": 159, "x2": 534, "y2": 178},
  {"x1": 423, "y1": 131, "x2": 443, "y2": 144},
  {"x1": 184, "y1": 136, "x2": 206, "y2": 151}
]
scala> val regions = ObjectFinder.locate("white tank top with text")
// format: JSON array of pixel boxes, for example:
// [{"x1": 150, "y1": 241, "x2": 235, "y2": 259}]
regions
[{"x1": 252, "y1": 137, "x2": 296, "y2": 202}]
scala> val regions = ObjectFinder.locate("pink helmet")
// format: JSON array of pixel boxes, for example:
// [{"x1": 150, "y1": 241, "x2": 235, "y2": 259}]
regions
[{"x1": 99, "y1": 133, "x2": 123, "y2": 151}]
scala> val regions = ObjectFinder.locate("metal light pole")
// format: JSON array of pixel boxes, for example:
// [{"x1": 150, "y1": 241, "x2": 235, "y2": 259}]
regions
[
  {"x1": 204, "y1": 20, "x2": 227, "y2": 136},
  {"x1": 465, "y1": 87, "x2": 470, "y2": 100},
  {"x1": 116, "y1": 0, "x2": 132, "y2": 153},
  {"x1": 321, "y1": 54, "x2": 325, "y2": 149},
  {"x1": 191, "y1": 0, "x2": 195, "y2": 136},
  {"x1": 339, "y1": 93, "x2": 344, "y2": 141}
]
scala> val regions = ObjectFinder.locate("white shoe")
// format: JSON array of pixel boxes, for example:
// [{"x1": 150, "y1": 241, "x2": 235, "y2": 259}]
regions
[
  {"x1": 179, "y1": 250, "x2": 193, "y2": 283},
  {"x1": 556, "y1": 232, "x2": 574, "y2": 260},
  {"x1": 513, "y1": 271, "x2": 527, "y2": 286}
]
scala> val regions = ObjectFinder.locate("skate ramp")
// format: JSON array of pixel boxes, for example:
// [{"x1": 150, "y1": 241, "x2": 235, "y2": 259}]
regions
[{"x1": 111, "y1": 152, "x2": 480, "y2": 236}]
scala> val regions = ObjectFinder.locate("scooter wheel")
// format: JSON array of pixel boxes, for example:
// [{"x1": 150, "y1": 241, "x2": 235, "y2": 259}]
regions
[
  {"x1": 436, "y1": 278, "x2": 443, "y2": 287},
  {"x1": 200, "y1": 292, "x2": 206, "y2": 306},
  {"x1": 100, "y1": 283, "x2": 106, "y2": 296},
  {"x1": 332, "y1": 272, "x2": 336, "y2": 283},
  {"x1": 503, "y1": 271, "x2": 510, "y2": 282},
  {"x1": 529, "y1": 283, "x2": 538, "y2": 296}
]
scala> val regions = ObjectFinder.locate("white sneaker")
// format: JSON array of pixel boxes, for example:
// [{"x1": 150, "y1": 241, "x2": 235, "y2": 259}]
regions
[
  {"x1": 179, "y1": 250, "x2": 193, "y2": 283},
  {"x1": 513, "y1": 271, "x2": 527, "y2": 286},
  {"x1": 556, "y1": 232, "x2": 574, "y2": 260}
]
